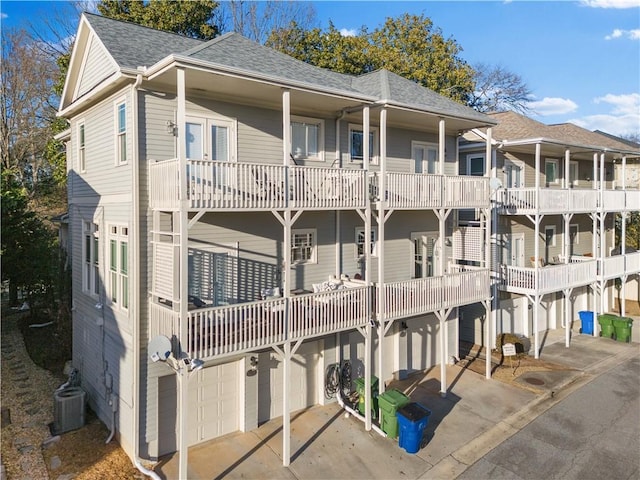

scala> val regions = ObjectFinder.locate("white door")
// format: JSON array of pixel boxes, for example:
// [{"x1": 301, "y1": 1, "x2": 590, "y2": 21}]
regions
[
  {"x1": 499, "y1": 296, "x2": 527, "y2": 336},
  {"x1": 504, "y1": 160, "x2": 523, "y2": 188},
  {"x1": 503, "y1": 233, "x2": 525, "y2": 267},
  {"x1": 411, "y1": 232, "x2": 439, "y2": 278},
  {"x1": 188, "y1": 361, "x2": 241, "y2": 445},
  {"x1": 185, "y1": 116, "x2": 237, "y2": 192},
  {"x1": 412, "y1": 142, "x2": 437, "y2": 174},
  {"x1": 257, "y1": 341, "x2": 318, "y2": 423},
  {"x1": 406, "y1": 315, "x2": 439, "y2": 373}
]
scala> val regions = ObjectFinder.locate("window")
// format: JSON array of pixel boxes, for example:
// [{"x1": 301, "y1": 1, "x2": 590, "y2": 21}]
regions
[
  {"x1": 116, "y1": 101, "x2": 127, "y2": 164},
  {"x1": 291, "y1": 116, "x2": 324, "y2": 161},
  {"x1": 412, "y1": 142, "x2": 437, "y2": 174},
  {"x1": 545, "y1": 159, "x2": 559, "y2": 185},
  {"x1": 78, "y1": 122, "x2": 86, "y2": 172},
  {"x1": 109, "y1": 225, "x2": 129, "y2": 309},
  {"x1": 467, "y1": 154, "x2": 485, "y2": 176},
  {"x1": 349, "y1": 125, "x2": 377, "y2": 162},
  {"x1": 83, "y1": 222, "x2": 100, "y2": 296},
  {"x1": 545, "y1": 225, "x2": 556, "y2": 247},
  {"x1": 291, "y1": 229, "x2": 316, "y2": 264},
  {"x1": 569, "y1": 224, "x2": 579, "y2": 257},
  {"x1": 411, "y1": 232, "x2": 438, "y2": 278},
  {"x1": 355, "y1": 227, "x2": 378, "y2": 258},
  {"x1": 569, "y1": 161, "x2": 579, "y2": 187}
]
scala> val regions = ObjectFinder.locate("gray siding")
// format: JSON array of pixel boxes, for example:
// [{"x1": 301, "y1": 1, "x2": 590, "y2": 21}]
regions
[{"x1": 76, "y1": 35, "x2": 117, "y2": 99}]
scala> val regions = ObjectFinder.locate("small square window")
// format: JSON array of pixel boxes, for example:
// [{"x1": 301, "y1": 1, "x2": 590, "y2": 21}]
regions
[
  {"x1": 349, "y1": 125, "x2": 377, "y2": 162},
  {"x1": 291, "y1": 229, "x2": 316, "y2": 264},
  {"x1": 355, "y1": 227, "x2": 377, "y2": 257},
  {"x1": 291, "y1": 116, "x2": 323, "y2": 161}
]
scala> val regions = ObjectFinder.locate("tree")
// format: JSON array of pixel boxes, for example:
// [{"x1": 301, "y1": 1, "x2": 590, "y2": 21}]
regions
[
  {"x1": 1, "y1": 29, "x2": 59, "y2": 199},
  {"x1": 468, "y1": 63, "x2": 532, "y2": 113},
  {"x1": 97, "y1": 0, "x2": 220, "y2": 39},
  {"x1": 220, "y1": 0, "x2": 316, "y2": 44},
  {"x1": 267, "y1": 14, "x2": 475, "y2": 103}
]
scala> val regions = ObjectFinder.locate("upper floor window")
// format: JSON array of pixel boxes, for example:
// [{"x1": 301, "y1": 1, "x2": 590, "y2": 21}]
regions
[
  {"x1": 291, "y1": 116, "x2": 324, "y2": 161},
  {"x1": 83, "y1": 221, "x2": 100, "y2": 296},
  {"x1": 291, "y1": 229, "x2": 317, "y2": 264},
  {"x1": 467, "y1": 154, "x2": 485, "y2": 176},
  {"x1": 78, "y1": 122, "x2": 86, "y2": 172},
  {"x1": 109, "y1": 225, "x2": 129, "y2": 310},
  {"x1": 116, "y1": 101, "x2": 127, "y2": 164},
  {"x1": 349, "y1": 124, "x2": 378, "y2": 163},
  {"x1": 355, "y1": 227, "x2": 378, "y2": 258},
  {"x1": 545, "y1": 158, "x2": 559, "y2": 185}
]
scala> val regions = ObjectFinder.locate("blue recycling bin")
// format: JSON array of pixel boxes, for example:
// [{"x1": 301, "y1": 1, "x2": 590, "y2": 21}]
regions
[
  {"x1": 397, "y1": 403, "x2": 431, "y2": 454},
  {"x1": 578, "y1": 311, "x2": 594, "y2": 335}
]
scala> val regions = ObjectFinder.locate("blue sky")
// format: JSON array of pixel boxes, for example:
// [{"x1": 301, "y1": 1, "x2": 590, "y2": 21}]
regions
[{"x1": 2, "y1": 0, "x2": 639, "y2": 137}]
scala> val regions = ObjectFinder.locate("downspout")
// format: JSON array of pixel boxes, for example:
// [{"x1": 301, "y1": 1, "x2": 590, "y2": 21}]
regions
[
  {"x1": 130, "y1": 72, "x2": 163, "y2": 480},
  {"x1": 335, "y1": 110, "x2": 346, "y2": 277}
]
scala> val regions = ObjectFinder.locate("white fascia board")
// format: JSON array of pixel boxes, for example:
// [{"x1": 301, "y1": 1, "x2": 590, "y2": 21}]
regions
[
  {"x1": 374, "y1": 100, "x2": 498, "y2": 129},
  {"x1": 145, "y1": 54, "x2": 377, "y2": 104}
]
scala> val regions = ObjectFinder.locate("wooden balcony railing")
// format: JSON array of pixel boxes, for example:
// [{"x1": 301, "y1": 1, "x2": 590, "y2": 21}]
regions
[
  {"x1": 149, "y1": 159, "x2": 368, "y2": 210},
  {"x1": 370, "y1": 173, "x2": 489, "y2": 209},
  {"x1": 500, "y1": 260, "x2": 598, "y2": 294},
  {"x1": 382, "y1": 269, "x2": 489, "y2": 322}
]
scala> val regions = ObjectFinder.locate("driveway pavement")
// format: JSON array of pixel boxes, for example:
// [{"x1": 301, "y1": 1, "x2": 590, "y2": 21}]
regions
[{"x1": 156, "y1": 327, "x2": 638, "y2": 480}]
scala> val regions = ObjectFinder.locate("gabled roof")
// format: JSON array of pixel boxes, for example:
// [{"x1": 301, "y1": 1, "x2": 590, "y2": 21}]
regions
[
  {"x1": 487, "y1": 111, "x2": 640, "y2": 155},
  {"x1": 64, "y1": 13, "x2": 495, "y2": 126},
  {"x1": 84, "y1": 12, "x2": 203, "y2": 69}
]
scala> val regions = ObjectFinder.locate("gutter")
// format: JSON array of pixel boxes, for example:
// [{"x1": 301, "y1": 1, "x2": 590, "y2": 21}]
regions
[{"x1": 498, "y1": 137, "x2": 640, "y2": 157}]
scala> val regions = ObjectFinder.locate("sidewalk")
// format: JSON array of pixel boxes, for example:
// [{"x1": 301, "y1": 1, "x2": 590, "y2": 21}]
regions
[{"x1": 156, "y1": 329, "x2": 638, "y2": 480}]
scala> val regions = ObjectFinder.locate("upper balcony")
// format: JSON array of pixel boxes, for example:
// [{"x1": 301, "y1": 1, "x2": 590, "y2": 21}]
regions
[
  {"x1": 497, "y1": 187, "x2": 638, "y2": 215},
  {"x1": 149, "y1": 159, "x2": 490, "y2": 212},
  {"x1": 600, "y1": 251, "x2": 640, "y2": 279},
  {"x1": 500, "y1": 259, "x2": 598, "y2": 295},
  {"x1": 149, "y1": 269, "x2": 489, "y2": 362}
]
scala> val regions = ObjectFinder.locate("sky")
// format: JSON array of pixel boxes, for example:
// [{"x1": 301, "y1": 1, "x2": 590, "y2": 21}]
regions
[{"x1": 2, "y1": 0, "x2": 639, "y2": 137}]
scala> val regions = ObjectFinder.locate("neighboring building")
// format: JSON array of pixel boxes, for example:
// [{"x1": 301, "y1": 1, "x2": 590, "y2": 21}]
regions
[
  {"x1": 58, "y1": 13, "x2": 497, "y2": 468},
  {"x1": 460, "y1": 111, "x2": 640, "y2": 357}
]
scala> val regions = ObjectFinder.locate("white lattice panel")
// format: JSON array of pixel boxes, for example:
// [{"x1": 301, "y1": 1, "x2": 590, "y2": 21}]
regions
[
  {"x1": 153, "y1": 242, "x2": 177, "y2": 300},
  {"x1": 452, "y1": 227, "x2": 484, "y2": 262}
]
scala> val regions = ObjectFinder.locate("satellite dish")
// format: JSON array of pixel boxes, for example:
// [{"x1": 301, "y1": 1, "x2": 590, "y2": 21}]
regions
[
  {"x1": 489, "y1": 177, "x2": 503, "y2": 191},
  {"x1": 148, "y1": 335, "x2": 172, "y2": 363}
]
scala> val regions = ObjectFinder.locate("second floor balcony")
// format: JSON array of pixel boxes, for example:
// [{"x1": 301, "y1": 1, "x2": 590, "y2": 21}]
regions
[{"x1": 149, "y1": 159, "x2": 490, "y2": 212}]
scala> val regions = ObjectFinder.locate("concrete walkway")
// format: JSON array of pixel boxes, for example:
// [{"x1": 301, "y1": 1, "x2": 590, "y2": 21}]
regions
[{"x1": 156, "y1": 327, "x2": 639, "y2": 480}]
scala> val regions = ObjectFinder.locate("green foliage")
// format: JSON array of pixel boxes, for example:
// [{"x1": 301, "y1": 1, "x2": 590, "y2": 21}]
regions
[
  {"x1": 97, "y1": 0, "x2": 220, "y2": 39},
  {"x1": 1, "y1": 167, "x2": 58, "y2": 312},
  {"x1": 267, "y1": 14, "x2": 474, "y2": 103}
]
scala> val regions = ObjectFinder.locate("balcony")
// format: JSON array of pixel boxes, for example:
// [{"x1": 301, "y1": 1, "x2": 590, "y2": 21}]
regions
[
  {"x1": 149, "y1": 159, "x2": 367, "y2": 211},
  {"x1": 498, "y1": 187, "x2": 637, "y2": 215},
  {"x1": 371, "y1": 173, "x2": 489, "y2": 209},
  {"x1": 149, "y1": 286, "x2": 370, "y2": 361},
  {"x1": 500, "y1": 260, "x2": 598, "y2": 295},
  {"x1": 381, "y1": 269, "x2": 489, "y2": 322},
  {"x1": 600, "y1": 252, "x2": 640, "y2": 278}
]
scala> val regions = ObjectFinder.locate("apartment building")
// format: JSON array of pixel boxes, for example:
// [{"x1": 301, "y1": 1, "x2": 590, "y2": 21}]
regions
[
  {"x1": 460, "y1": 111, "x2": 640, "y2": 358},
  {"x1": 58, "y1": 13, "x2": 497, "y2": 470}
]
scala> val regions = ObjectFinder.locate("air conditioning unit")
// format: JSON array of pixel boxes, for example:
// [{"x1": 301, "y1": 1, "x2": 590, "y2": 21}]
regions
[{"x1": 53, "y1": 387, "x2": 86, "y2": 434}]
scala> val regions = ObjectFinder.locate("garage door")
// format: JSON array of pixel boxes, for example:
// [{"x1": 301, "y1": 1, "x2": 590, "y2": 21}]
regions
[
  {"x1": 257, "y1": 341, "x2": 318, "y2": 423},
  {"x1": 188, "y1": 360, "x2": 240, "y2": 445}
]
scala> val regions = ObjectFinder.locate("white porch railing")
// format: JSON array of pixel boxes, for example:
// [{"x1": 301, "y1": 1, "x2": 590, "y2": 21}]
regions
[
  {"x1": 500, "y1": 260, "x2": 597, "y2": 294},
  {"x1": 445, "y1": 176, "x2": 490, "y2": 208},
  {"x1": 626, "y1": 251, "x2": 640, "y2": 274},
  {"x1": 600, "y1": 189, "x2": 625, "y2": 212},
  {"x1": 625, "y1": 190, "x2": 640, "y2": 211},
  {"x1": 149, "y1": 287, "x2": 370, "y2": 360},
  {"x1": 498, "y1": 188, "x2": 597, "y2": 214},
  {"x1": 382, "y1": 269, "x2": 489, "y2": 322},
  {"x1": 600, "y1": 256, "x2": 626, "y2": 279},
  {"x1": 149, "y1": 159, "x2": 367, "y2": 210}
]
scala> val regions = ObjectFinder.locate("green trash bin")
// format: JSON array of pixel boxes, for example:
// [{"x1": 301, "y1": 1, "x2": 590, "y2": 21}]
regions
[
  {"x1": 377, "y1": 389, "x2": 410, "y2": 439},
  {"x1": 354, "y1": 376, "x2": 379, "y2": 418},
  {"x1": 612, "y1": 317, "x2": 633, "y2": 343},
  {"x1": 597, "y1": 314, "x2": 616, "y2": 339}
]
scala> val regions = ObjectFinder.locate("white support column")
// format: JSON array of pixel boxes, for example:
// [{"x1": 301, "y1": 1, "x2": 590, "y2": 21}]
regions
[
  {"x1": 593, "y1": 153, "x2": 598, "y2": 191},
  {"x1": 362, "y1": 106, "x2": 372, "y2": 432},
  {"x1": 176, "y1": 66, "x2": 189, "y2": 480},
  {"x1": 439, "y1": 312, "x2": 447, "y2": 396},
  {"x1": 564, "y1": 148, "x2": 570, "y2": 189},
  {"x1": 282, "y1": 341, "x2": 291, "y2": 466},
  {"x1": 622, "y1": 155, "x2": 627, "y2": 190},
  {"x1": 282, "y1": 90, "x2": 291, "y2": 166},
  {"x1": 378, "y1": 107, "x2": 387, "y2": 393},
  {"x1": 438, "y1": 118, "x2": 445, "y2": 174},
  {"x1": 364, "y1": 321, "x2": 372, "y2": 431},
  {"x1": 564, "y1": 288, "x2": 571, "y2": 348},
  {"x1": 485, "y1": 127, "x2": 493, "y2": 379},
  {"x1": 534, "y1": 143, "x2": 541, "y2": 359}
]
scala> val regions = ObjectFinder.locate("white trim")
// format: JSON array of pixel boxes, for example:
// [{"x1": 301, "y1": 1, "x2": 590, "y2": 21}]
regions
[
  {"x1": 466, "y1": 153, "x2": 485, "y2": 176},
  {"x1": 503, "y1": 158, "x2": 525, "y2": 188},
  {"x1": 411, "y1": 141, "x2": 438, "y2": 174},
  {"x1": 185, "y1": 114, "x2": 238, "y2": 162},
  {"x1": 545, "y1": 158, "x2": 560, "y2": 185},
  {"x1": 77, "y1": 120, "x2": 86, "y2": 173},
  {"x1": 114, "y1": 97, "x2": 128, "y2": 165},
  {"x1": 544, "y1": 225, "x2": 557, "y2": 247},
  {"x1": 107, "y1": 224, "x2": 129, "y2": 312},
  {"x1": 355, "y1": 226, "x2": 378, "y2": 258},
  {"x1": 348, "y1": 123, "x2": 378, "y2": 164}
]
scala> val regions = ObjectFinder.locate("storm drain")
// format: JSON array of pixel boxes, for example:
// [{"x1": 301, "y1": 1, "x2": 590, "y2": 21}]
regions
[{"x1": 523, "y1": 377, "x2": 545, "y2": 386}]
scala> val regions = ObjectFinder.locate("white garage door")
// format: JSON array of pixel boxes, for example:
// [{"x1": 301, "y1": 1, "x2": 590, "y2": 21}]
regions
[
  {"x1": 188, "y1": 360, "x2": 240, "y2": 445},
  {"x1": 257, "y1": 341, "x2": 318, "y2": 423}
]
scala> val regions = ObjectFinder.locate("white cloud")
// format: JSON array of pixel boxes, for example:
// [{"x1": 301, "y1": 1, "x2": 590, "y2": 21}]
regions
[
  {"x1": 605, "y1": 28, "x2": 640, "y2": 40},
  {"x1": 339, "y1": 28, "x2": 357, "y2": 37},
  {"x1": 569, "y1": 93, "x2": 640, "y2": 136},
  {"x1": 581, "y1": 0, "x2": 640, "y2": 8},
  {"x1": 1, "y1": 13, "x2": 7, "y2": 19},
  {"x1": 527, "y1": 97, "x2": 579, "y2": 115}
]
